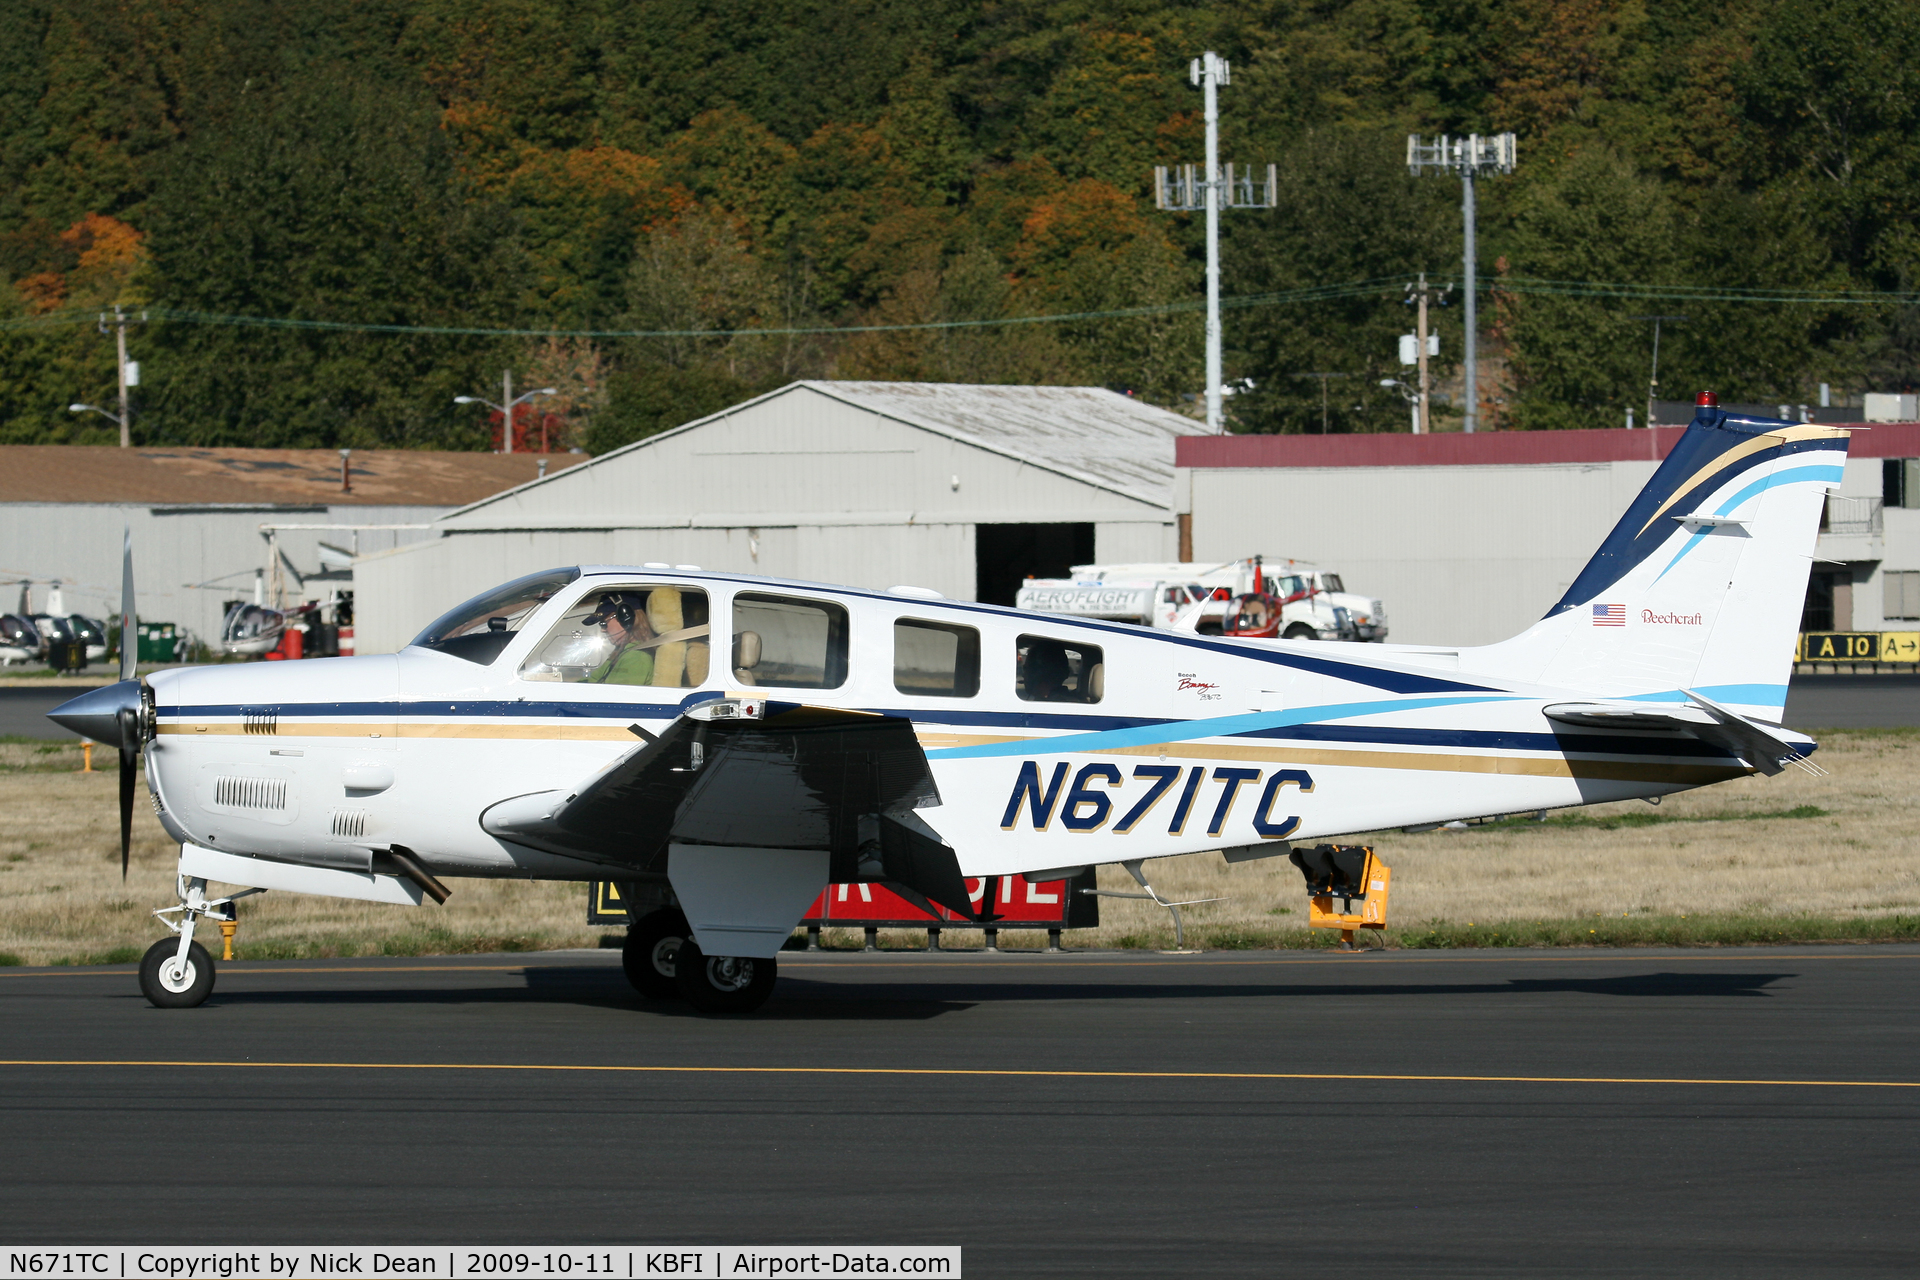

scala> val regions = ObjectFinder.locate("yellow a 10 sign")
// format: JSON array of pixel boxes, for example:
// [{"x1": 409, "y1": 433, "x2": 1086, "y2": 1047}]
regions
[{"x1": 1798, "y1": 632, "x2": 1920, "y2": 662}]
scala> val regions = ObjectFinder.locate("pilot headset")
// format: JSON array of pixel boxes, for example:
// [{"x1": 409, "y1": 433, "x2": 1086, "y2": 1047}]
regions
[{"x1": 590, "y1": 592, "x2": 641, "y2": 629}]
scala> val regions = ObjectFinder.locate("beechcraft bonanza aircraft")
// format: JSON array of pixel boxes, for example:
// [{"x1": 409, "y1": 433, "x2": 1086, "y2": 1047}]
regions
[{"x1": 54, "y1": 394, "x2": 1845, "y2": 1012}]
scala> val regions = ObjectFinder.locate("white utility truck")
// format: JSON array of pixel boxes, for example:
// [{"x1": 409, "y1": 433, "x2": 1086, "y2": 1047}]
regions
[{"x1": 1017, "y1": 559, "x2": 1387, "y2": 641}]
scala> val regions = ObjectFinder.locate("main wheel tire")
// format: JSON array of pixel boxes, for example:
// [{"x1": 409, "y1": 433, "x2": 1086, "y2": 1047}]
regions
[
  {"x1": 623, "y1": 910, "x2": 689, "y2": 1000},
  {"x1": 1282, "y1": 624, "x2": 1317, "y2": 641},
  {"x1": 673, "y1": 939, "x2": 776, "y2": 1014},
  {"x1": 138, "y1": 938, "x2": 214, "y2": 1008}
]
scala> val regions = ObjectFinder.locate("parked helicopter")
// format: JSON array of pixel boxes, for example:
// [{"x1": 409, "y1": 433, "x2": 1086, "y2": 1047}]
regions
[
  {"x1": 53, "y1": 396, "x2": 1845, "y2": 1014},
  {"x1": 0, "y1": 613, "x2": 44, "y2": 665},
  {"x1": 219, "y1": 602, "x2": 286, "y2": 656}
]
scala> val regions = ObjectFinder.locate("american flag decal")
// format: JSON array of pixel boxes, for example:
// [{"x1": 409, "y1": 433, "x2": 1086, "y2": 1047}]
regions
[{"x1": 1592, "y1": 603, "x2": 1626, "y2": 626}]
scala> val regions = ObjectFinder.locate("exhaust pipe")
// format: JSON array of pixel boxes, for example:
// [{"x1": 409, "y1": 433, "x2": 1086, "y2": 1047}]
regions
[{"x1": 385, "y1": 846, "x2": 452, "y2": 904}]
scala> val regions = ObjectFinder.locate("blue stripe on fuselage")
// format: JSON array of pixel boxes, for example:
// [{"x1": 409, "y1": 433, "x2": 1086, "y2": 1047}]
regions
[{"x1": 160, "y1": 693, "x2": 1776, "y2": 761}]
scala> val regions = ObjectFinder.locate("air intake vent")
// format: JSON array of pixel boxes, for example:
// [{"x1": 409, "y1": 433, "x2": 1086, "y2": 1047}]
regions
[
  {"x1": 213, "y1": 776, "x2": 287, "y2": 810},
  {"x1": 330, "y1": 809, "x2": 369, "y2": 839},
  {"x1": 243, "y1": 710, "x2": 278, "y2": 735}
]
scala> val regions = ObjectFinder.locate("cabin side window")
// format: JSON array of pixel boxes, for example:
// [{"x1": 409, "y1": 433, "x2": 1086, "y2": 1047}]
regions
[
  {"x1": 894, "y1": 619, "x2": 980, "y2": 697},
  {"x1": 519, "y1": 585, "x2": 711, "y2": 687},
  {"x1": 732, "y1": 593, "x2": 849, "y2": 689},
  {"x1": 1015, "y1": 634, "x2": 1103, "y2": 704}
]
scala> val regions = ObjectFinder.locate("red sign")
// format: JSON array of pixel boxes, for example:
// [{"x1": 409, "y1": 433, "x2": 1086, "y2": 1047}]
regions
[{"x1": 804, "y1": 876, "x2": 1077, "y2": 926}]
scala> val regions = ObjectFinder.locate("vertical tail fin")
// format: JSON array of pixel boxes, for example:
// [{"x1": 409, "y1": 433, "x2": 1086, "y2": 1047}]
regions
[{"x1": 1470, "y1": 399, "x2": 1851, "y2": 721}]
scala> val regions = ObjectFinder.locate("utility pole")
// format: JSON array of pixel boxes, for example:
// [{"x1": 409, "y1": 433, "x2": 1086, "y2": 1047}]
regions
[
  {"x1": 1154, "y1": 53, "x2": 1275, "y2": 434},
  {"x1": 1415, "y1": 272, "x2": 1431, "y2": 434},
  {"x1": 1290, "y1": 373, "x2": 1355, "y2": 434},
  {"x1": 1399, "y1": 275, "x2": 1451, "y2": 434},
  {"x1": 1631, "y1": 315, "x2": 1687, "y2": 427},
  {"x1": 1408, "y1": 134, "x2": 1517, "y2": 433},
  {"x1": 80, "y1": 306, "x2": 146, "y2": 447}
]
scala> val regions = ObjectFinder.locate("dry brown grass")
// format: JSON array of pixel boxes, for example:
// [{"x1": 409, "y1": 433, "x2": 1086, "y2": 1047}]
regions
[{"x1": 2, "y1": 731, "x2": 1916, "y2": 964}]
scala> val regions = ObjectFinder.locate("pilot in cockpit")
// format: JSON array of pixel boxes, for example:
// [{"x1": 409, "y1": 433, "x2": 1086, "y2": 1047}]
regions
[{"x1": 583, "y1": 591, "x2": 656, "y2": 685}]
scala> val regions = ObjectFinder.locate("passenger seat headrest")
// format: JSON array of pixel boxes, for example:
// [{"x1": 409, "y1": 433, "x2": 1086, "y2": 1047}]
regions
[
  {"x1": 734, "y1": 630, "x2": 761, "y2": 669},
  {"x1": 1088, "y1": 662, "x2": 1104, "y2": 701}
]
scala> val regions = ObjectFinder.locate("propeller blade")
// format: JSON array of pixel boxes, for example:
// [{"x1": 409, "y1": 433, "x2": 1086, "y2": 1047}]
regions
[
  {"x1": 117, "y1": 704, "x2": 137, "y2": 879},
  {"x1": 119, "y1": 525, "x2": 136, "y2": 684}
]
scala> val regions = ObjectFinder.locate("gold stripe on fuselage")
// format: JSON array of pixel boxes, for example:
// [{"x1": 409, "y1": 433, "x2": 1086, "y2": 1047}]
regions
[{"x1": 157, "y1": 720, "x2": 1746, "y2": 784}]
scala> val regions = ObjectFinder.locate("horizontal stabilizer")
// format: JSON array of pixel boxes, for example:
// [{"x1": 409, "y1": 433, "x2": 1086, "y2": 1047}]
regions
[{"x1": 1543, "y1": 693, "x2": 1822, "y2": 777}]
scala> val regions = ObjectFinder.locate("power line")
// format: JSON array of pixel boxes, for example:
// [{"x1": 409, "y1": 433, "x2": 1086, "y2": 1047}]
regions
[{"x1": 1, "y1": 276, "x2": 1914, "y2": 341}]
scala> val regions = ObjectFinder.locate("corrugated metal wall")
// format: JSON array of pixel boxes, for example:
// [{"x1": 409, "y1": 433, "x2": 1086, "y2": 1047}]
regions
[
  {"x1": 1186, "y1": 462, "x2": 1661, "y2": 647},
  {"x1": 0, "y1": 503, "x2": 443, "y2": 648}
]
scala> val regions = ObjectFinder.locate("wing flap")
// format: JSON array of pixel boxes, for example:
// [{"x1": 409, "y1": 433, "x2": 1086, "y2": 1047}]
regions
[{"x1": 481, "y1": 697, "x2": 944, "y2": 870}]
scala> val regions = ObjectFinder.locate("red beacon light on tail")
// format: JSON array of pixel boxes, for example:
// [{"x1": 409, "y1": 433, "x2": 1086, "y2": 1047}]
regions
[{"x1": 1696, "y1": 391, "x2": 1719, "y2": 408}]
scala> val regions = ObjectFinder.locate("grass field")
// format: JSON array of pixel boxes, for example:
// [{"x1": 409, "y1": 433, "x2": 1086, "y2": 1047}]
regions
[{"x1": 2, "y1": 729, "x2": 1916, "y2": 965}]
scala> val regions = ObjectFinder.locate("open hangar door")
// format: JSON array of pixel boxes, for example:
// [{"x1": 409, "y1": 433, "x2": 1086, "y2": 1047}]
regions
[{"x1": 974, "y1": 523, "x2": 1095, "y2": 607}]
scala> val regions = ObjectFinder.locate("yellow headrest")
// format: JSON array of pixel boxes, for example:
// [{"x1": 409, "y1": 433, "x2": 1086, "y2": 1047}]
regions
[{"x1": 647, "y1": 587, "x2": 683, "y2": 633}]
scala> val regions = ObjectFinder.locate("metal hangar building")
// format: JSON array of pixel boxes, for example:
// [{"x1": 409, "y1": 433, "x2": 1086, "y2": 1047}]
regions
[
  {"x1": 1176, "y1": 418, "x2": 1920, "y2": 648},
  {"x1": 352, "y1": 381, "x2": 1201, "y2": 655}
]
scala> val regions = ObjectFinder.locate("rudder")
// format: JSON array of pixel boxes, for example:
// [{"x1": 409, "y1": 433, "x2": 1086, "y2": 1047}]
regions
[{"x1": 1469, "y1": 397, "x2": 1850, "y2": 721}]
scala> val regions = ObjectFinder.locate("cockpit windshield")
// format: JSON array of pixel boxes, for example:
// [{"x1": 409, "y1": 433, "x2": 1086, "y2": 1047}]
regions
[{"x1": 410, "y1": 568, "x2": 581, "y2": 665}]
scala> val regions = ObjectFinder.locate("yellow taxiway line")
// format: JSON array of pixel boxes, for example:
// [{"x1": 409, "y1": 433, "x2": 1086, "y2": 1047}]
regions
[{"x1": 0, "y1": 1059, "x2": 1915, "y2": 1089}]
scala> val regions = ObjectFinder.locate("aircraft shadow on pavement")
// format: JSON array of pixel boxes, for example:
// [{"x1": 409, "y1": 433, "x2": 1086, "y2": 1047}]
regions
[
  {"x1": 772, "y1": 970, "x2": 1796, "y2": 1005},
  {"x1": 187, "y1": 967, "x2": 1792, "y2": 1019},
  {"x1": 197, "y1": 967, "x2": 974, "y2": 1021}
]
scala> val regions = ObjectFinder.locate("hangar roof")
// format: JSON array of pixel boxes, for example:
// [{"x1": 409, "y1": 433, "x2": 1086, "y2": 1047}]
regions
[
  {"x1": 446, "y1": 380, "x2": 1208, "y2": 521},
  {"x1": 0, "y1": 446, "x2": 587, "y2": 508},
  {"x1": 809, "y1": 381, "x2": 1205, "y2": 505}
]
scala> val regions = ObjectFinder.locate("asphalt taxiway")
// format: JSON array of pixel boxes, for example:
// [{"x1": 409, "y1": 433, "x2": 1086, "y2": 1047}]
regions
[{"x1": 4, "y1": 946, "x2": 1918, "y2": 1276}]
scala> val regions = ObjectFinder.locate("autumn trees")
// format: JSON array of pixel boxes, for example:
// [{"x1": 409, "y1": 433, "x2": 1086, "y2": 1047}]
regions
[{"x1": 0, "y1": 0, "x2": 1916, "y2": 445}]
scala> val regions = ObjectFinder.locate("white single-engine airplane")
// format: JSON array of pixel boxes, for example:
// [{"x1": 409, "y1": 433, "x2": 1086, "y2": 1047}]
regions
[{"x1": 54, "y1": 396, "x2": 1845, "y2": 1012}]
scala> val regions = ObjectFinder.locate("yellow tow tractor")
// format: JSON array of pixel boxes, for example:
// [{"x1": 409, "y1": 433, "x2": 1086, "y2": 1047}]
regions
[{"x1": 1289, "y1": 845, "x2": 1391, "y2": 950}]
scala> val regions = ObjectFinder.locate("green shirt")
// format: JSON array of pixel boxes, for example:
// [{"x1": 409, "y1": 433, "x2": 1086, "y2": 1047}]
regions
[{"x1": 587, "y1": 646, "x2": 654, "y2": 685}]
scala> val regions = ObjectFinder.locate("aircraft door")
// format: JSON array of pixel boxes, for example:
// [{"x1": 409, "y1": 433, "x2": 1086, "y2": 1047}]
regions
[{"x1": 514, "y1": 584, "x2": 717, "y2": 731}]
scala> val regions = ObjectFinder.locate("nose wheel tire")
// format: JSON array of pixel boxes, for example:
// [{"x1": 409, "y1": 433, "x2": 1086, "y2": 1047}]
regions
[
  {"x1": 139, "y1": 938, "x2": 214, "y2": 1008},
  {"x1": 623, "y1": 910, "x2": 690, "y2": 1000},
  {"x1": 673, "y1": 939, "x2": 776, "y2": 1013}
]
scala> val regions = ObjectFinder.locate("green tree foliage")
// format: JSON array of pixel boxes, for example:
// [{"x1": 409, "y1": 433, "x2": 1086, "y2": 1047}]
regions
[
  {"x1": 140, "y1": 70, "x2": 525, "y2": 448},
  {"x1": 2, "y1": 0, "x2": 1918, "y2": 447}
]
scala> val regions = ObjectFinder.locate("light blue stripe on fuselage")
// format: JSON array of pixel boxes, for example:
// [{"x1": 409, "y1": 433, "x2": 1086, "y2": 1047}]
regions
[{"x1": 923, "y1": 695, "x2": 1524, "y2": 760}]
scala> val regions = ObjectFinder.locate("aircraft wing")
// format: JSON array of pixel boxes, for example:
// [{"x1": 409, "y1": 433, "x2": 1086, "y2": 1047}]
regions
[
  {"x1": 481, "y1": 697, "x2": 985, "y2": 918},
  {"x1": 1542, "y1": 690, "x2": 1818, "y2": 777}
]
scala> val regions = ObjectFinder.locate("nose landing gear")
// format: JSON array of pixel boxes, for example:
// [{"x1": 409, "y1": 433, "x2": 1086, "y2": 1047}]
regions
[{"x1": 141, "y1": 874, "x2": 264, "y2": 1008}]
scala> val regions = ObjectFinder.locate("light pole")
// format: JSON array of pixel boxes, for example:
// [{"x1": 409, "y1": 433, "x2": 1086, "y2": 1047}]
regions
[
  {"x1": 69, "y1": 401, "x2": 127, "y2": 441},
  {"x1": 1379, "y1": 379, "x2": 1420, "y2": 434},
  {"x1": 1631, "y1": 315, "x2": 1686, "y2": 427},
  {"x1": 456, "y1": 374, "x2": 555, "y2": 454},
  {"x1": 1407, "y1": 134, "x2": 1517, "y2": 433},
  {"x1": 1152, "y1": 53, "x2": 1275, "y2": 434}
]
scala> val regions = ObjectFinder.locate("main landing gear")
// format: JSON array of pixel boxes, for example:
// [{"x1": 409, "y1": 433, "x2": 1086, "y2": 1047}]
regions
[
  {"x1": 139, "y1": 874, "x2": 263, "y2": 1009},
  {"x1": 622, "y1": 908, "x2": 776, "y2": 1014}
]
